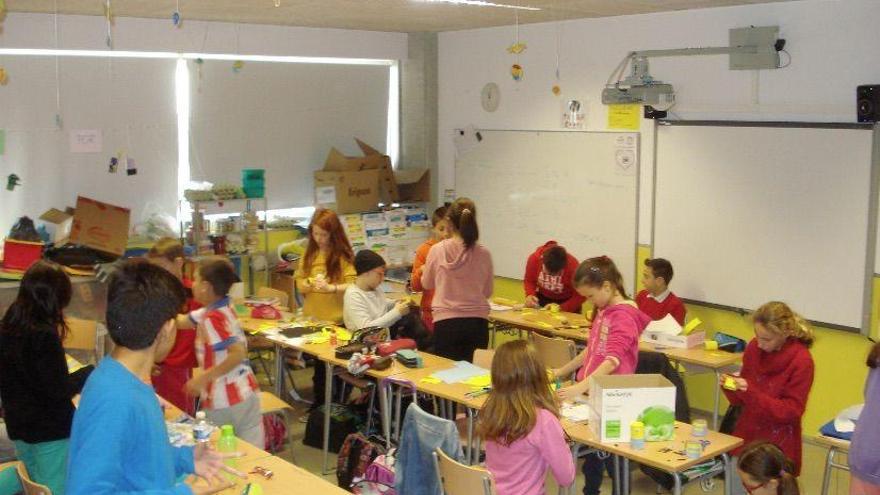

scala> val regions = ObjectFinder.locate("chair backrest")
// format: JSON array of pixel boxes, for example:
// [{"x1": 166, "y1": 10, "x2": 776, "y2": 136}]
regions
[
  {"x1": 530, "y1": 332, "x2": 576, "y2": 369},
  {"x1": 63, "y1": 317, "x2": 97, "y2": 353},
  {"x1": 472, "y1": 348, "x2": 495, "y2": 370},
  {"x1": 433, "y1": 447, "x2": 496, "y2": 495},
  {"x1": 17, "y1": 463, "x2": 52, "y2": 495},
  {"x1": 256, "y1": 286, "x2": 289, "y2": 308}
]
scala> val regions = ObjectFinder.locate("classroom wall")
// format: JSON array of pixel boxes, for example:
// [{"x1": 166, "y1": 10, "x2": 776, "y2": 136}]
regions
[{"x1": 441, "y1": 0, "x2": 880, "y2": 436}]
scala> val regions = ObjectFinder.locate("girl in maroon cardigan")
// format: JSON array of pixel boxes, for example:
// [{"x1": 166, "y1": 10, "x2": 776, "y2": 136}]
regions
[{"x1": 720, "y1": 301, "x2": 814, "y2": 485}]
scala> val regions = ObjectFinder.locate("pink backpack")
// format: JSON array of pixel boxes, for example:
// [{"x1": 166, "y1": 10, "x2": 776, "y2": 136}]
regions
[{"x1": 352, "y1": 449, "x2": 397, "y2": 495}]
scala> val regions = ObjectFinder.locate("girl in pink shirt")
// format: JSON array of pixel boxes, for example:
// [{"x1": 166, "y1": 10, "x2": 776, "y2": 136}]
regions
[
  {"x1": 554, "y1": 256, "x2": 651, "y2": 495},
  {"x1": 480, "y1": 340, "x2": 575, "y2": 495}
]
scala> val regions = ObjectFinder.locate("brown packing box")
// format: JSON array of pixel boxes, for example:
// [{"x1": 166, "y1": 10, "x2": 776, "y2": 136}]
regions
[
  {"x1": 315, "y1": 169, "x2": 380, "y2": 214},
  {"x1": 315, "y1": 139, "x2": 399, "y2": 214},
  {"x1": 393, "y1": 168, "x2": 431, "y2": 203},
  {"x1": 39, "y1": 207, "x2": 75, "y2": 245},
  {"x1": 271, "y1": 272, "x2": 298, "y2": 310},
  {"x1": 69, "y1": 196, "x2": 131, "y2": 257}
]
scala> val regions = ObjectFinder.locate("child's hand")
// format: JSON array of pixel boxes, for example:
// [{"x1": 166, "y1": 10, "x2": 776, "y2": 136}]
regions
[
  {"x1": 719, "y1": 373, "x2": 748, "y2": 392},
  {"x1": 524, "y1": 295, "x2": 539, "y2": 308},
  {"x1": 556, "y1": 382, "x2": 587, "y2": 402},
  {"x1": 394, "y1": 300, "x2": 411, "y2": 316},
  {"x1": 185, "y1": 374, "x2": 210, "y2": 397},
  {"x1": 192, "y1": 443, "x2": 244, "y2": 493}
]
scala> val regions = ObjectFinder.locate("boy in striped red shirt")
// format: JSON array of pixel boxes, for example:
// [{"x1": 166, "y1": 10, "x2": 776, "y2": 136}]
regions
[{"x1": 177, "y1": 258, "x2": 264, "y2": 447}]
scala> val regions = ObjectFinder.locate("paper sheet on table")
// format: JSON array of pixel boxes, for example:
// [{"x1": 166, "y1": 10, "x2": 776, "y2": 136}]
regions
[
  {"x1": 644, "y1": 314, "x2": 682, "y2": 336},
  {"x1": 420, "y1": 376, "x2": 442, "y2": 384},
  {"x1": 489, "y1": 302, "x2": 514, "y2": 311},
  {"x1": 561, "y1": 403, "x2": 592, "y2": 422},
  {"x1": 462, "y1": 374, "x2": 491, "y2": 388},
  {"x1": 835, "y1": 404, "x2": 864, "y2": 432},
  {"x1": 431, "y1": 361, "x2": 490, "y2": 384}
]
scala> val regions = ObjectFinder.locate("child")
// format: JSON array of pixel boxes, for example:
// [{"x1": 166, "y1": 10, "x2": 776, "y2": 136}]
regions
[
  {"x1": 720, "y1": 301, "x2": 813, "y2": 481},
  {"x1": 67, "y1": 260, "x2": 239, "y2": 494},
  {"x1": 0, "y1": 261, "x2": 76, "y2": 494},
  {"x1": 410, "y1": 205, "x2": 449, "y2": 332},
  {"x1": 147, "y1": 237, "x2": 202, "y2": 416},
  {"x1": 480, "y1": 340, "x2": 575, "y2": 495},
  {"x1": 635, "y1": 258, "x2": 686, "y2": 325},
  {"x1": 737, "y1": 442, "x2": 800, "y2": 495},
  {"x1": 345, "y1": 250, "x2": 411, "y2": 330},
  {"x1": 851, "y1": 340, "x2": 880, "y2": 495},
  {"x1": 523, "y1": 241, "x2": 586, "y2": 314},
  {"x1": 553, "y1": 256, "x2": 651, "y2": 495},
  {"x1": 295, "y1": 208, "x2": 357, "y2": 411},
  {"x1": 177, "y1": 258, "x2": 264, "y2": 447},
  {"x1": 420, "y1": 198, "x2": 494, "y2": 362}
]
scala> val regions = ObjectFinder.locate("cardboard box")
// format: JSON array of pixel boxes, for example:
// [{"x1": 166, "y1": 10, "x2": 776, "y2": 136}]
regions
[
  {"x1": 39, "y1": 207, "x2": 75, "y2": 245},
  {"x1": 69, "y1": 196, "x2": 131, "y2": 257},
  {"x1": 588, "y1": 374, "x2": 676, "y2": 443},
  {"x1": 641, "y1": 330, "x2": 706, "y2": 349},
  {"x1": 394, "y1": 168, "x2": 431, "y2": 203},
  {"x1": 271, "y1": 272, "x2": 298, "y2": 310},
  {"x1": 315, "y1": 169, "x2": 380, "y2": 214},
  {"x1": 321, "y1": 138, "x2": 398, "y2": 202}
]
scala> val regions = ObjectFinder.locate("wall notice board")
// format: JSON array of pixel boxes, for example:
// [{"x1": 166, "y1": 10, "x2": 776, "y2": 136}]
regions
[
  {"x1": 455, "y1": 130, "x2": 640, "y2": 290},
  {"x1": 653, "y1": 121, "x2": 878, "y2": 333}
]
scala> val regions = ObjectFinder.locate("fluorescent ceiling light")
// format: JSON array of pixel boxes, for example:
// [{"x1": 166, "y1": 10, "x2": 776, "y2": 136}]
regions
[
  {"x1": 420, "y1": 0, "x2": 540, "y2": 11},
  {"x1": 0, "y1": 48, "x2": 394, "y2": 66}
]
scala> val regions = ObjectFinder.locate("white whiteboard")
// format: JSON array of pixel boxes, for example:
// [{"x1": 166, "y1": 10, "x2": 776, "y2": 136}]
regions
[
  {"x1": 653, "y1": 122, "x2": 877, "y2": 331},
  {"x1": 455, "y1": 130, "x2": 640, "y2": 291}
]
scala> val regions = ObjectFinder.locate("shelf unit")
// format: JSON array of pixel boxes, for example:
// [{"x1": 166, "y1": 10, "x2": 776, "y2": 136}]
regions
[{"x1": 181, "y1": 197, "x2": 271, "y2": 294}]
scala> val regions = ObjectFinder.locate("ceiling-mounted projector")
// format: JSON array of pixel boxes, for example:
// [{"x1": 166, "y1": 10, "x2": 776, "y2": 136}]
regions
[{"x1": 601, "y1": 83, "x2": 675, "y2": 109}]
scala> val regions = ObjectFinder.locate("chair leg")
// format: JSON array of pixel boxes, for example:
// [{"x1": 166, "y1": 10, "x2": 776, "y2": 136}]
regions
[{"x1": 365, "y1": 384, "x2": 377, "y2": 434}]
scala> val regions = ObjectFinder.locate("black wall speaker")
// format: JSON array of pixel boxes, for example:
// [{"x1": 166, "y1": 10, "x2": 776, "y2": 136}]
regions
[{"x1": 857, "y1": 85, "x2": 879, "y2": 123}]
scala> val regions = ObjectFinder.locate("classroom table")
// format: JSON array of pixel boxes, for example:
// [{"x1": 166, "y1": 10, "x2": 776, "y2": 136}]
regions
[
  {"x1": 815, "y1": 434, "x2": 851, "y2": 495},
  {"x1": 563, "y1": 421, "x2": 743, "y2": 495},
  {"x1": 188, "y1": 454, "x2": 349, "y2": 494},
  {"x1": 487, "y1": 308, "x2": 743, "y2": 429}
]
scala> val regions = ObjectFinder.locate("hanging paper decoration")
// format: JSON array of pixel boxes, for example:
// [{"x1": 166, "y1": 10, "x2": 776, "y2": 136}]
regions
[
  {"x1": 232, "y1": 60, "x2": 244, "y2": 73},
  {"x1": 0, "y1": 0, "x2": 6, "y2": 21},
  {"x1": 126, "y1": 157, "x2": 137, "y2": 176},
  {"x1": 511, "y1": 64, "x2": 523, "y2": 81},
  {"x1": 104, "y1": 0, "x2": 114, "y2": 48},
  {"x1": 552, "y1": 85, "x2": 561, "y2": 96},
  {"x1": 172, "y1": 0, "x2": 181, "y2": 27},
  {"x1": 274, "y1": 0, "x2": 282, "y2": 6},
  {"x1": 0, "y1": 67, "x2": 8, "y2": 86},
  {"x1": 506, "y1": 42, "x2": 526, "y2": 54},
  {"x1": 108, "y1": 156, "x2": 118, "y2": 173},
  {"x1": 6, "y1": 174, "x2": 21, "y2": 192}
]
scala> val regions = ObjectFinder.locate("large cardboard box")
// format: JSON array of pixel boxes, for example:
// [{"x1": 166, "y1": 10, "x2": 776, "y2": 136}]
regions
[
  {"x1": 315, "y1": 169, "x2": 381, "y2": 215},
  {"x1": 316, "y1": 139, "x2": 398, "y2": 211},
  {"x1": 393, "y1": 168, "x2": 431, "y2": 203},
  {"x1": 69, "y1": 196, "x2": 131, "y2": 257},
  {"x1": 39, "y1": 207, "x2": 74, "y2": 245},
  {"x1": 271, "y1": 272, "x2": 298, "y2": 310},
  {"x1": 588, "y1": 374, "x2": 676, "y2": 443}
]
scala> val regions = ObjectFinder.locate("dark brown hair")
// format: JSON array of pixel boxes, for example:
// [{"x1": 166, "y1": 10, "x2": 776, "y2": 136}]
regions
[
  {"x1": 431, "y1": 205, "x2": 448, "y2": 227},
  {"x1": 543, "y1": 245, "x2": 567, "y2": 274},
  {"x1": 303, "y1": 208, "x2": 355, "y2": 283},
  {"x1": 478, "y1": 340, "x2": 559, "y2": 445},
  {"x1": 868, "y1": 340, "x2": 880, "y2": 368},
  {"x1": 0, "y1": 260, "x2": 71, "y2": 342},
  {"x1": 738, "y1": 441, "x2": 800, "y2": 495},
  {"x1": 198, "y1": 257, "x2": 241, "y2": 297},
  {"x1": 644, "y1": 258, "x2": 674, "y2": 285},
  {"x1": 574, "y1": 256, "x2": 628, "y2": 320},
  {"x1": 447, "y1": 198, "x2": 479, "y2": 249}
]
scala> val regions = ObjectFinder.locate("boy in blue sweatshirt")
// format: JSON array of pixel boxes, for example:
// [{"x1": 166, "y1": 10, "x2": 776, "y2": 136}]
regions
[{"x1": 67, "y1": 260, "x2": 242, "y2": 495}]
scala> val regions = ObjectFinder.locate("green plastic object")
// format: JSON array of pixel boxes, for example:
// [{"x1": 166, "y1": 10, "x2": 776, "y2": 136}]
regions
[
  {"x1": 638, "y1": 405, "x2": 676, "y2": 441},
  {"x1": 217, "y1": 424, "x2": 238, "y2": 475}
]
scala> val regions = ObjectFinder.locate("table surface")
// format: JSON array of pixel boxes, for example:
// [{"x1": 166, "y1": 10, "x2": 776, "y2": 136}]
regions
[
  {"x1": 188, "y1": 455, "x2": 349, "y2": 494},
  {"x1": 563, "y1": 420, "x2": 743, "y2": 473},
  {"x1": 814, "y1": 434, "x2": 851, "y2": 451}
]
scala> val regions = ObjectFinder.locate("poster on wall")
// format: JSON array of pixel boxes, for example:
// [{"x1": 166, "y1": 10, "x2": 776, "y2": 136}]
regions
[{"x1": 69, "y1": 130, "x2": 103, "y2": 153}]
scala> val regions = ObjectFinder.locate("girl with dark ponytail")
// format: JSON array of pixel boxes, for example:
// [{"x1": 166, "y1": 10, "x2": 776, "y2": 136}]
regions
[
  {"x1": 737, "y1": 442, "x2": 800, "y2": 495},
  {"x1": 420, "y1": 198, "x2": 494, "y2": 362}
]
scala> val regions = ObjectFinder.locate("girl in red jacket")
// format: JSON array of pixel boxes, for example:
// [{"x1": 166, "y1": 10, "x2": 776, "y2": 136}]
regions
[{"x1": 721, "y1": 301, "x2": 814, "y2": 486}]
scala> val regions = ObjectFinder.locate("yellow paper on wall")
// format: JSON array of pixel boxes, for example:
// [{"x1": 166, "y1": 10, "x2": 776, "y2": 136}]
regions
[
  {"x1": 607, "y1": 104, "x2": 641, "y2": 130},
  {"x1": 682, "y1": 317, "x2": 702, "y2": 335}
]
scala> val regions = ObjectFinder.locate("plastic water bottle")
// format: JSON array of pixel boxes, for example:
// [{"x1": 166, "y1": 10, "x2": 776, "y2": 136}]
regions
[
  {"x1": 217, "y1": 424, "x2": 238, "y2": 479},
  {"x1": 192, "y1": 411, "x2": 211, "y2": 444}
]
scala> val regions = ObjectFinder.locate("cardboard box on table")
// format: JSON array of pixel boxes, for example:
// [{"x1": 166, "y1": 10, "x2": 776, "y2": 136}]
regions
[
  {"x1": 69, "y1": 196, "x2": 131, "y2": 257},
  {"x1": 39, "y1": 207, "x2": 75, "y2": 245},
  {"x1": 314, "y1": 139, "x2": 398, "y2": 214},
  {"x1": 588, "y1": 374, "x2": 676, "y2": 443}
]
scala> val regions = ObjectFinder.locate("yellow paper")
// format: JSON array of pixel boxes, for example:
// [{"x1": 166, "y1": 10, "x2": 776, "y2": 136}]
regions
[
  {"x1": 607, "y1": 104, "x2": 641, "y2": 130},
  {"x1": 320, "y1": 326, "x2": 352, "y2": 342},
  {"x1": 463, "y1": 374, "x2": 491, "y2": 388},
  {"x1": 66, "y1": 354, "x2": 85, "y2": 374},
  {"x1": 682, "y1": 318, "x2": 702, "y2": 335},
  {"x1": 420, "y1": 376, "x2": 442, "y2": 384}
]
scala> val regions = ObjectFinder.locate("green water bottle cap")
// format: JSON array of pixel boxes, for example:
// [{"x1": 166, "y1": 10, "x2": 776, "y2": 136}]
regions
[{"x1": 220, "y1": 424, "x2": 235, "y2": 437}]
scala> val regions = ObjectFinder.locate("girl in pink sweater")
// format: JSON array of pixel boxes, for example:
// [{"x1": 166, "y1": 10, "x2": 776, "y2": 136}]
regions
[
  {"x1": 554, "y1": 256, "x2": 651, "y2": 495},
  {"x1": 420, "y1": 198, "x2": 493, "y2": 362},
  {"x1": 480, "y1": 340, "x2": 575, "y2": 495}
]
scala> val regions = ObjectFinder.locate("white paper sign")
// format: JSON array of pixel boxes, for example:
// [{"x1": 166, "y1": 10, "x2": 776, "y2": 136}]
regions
[
  {"x1": 315, "y1": 186, "x2": 336, "y2": 204},
  {"x1": 69, "y1": 129, "x2": 103, "y2": 153}
]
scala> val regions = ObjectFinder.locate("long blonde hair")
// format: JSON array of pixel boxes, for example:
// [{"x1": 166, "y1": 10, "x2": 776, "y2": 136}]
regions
[
  {"x1": 752, "y1": 301, "x2": 814, "y2": 348},
  {"x1": 478, "y1": 340, "x2": 559, "y2": 445}
]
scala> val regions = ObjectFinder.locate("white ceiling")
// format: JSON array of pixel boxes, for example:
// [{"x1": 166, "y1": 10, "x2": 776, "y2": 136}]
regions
[{"x1": 5, "y1": 0, "x2": 796, "y2": 33}]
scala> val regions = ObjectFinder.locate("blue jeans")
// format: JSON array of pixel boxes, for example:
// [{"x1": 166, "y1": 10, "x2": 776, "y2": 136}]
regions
[{"x1": 14, "y1": 438, "x2": 69, "y2": 495}]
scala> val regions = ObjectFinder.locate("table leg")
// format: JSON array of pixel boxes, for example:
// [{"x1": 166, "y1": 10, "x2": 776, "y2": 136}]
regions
[
  {"x1": 466, "y1": 407, "x2": 475, "y2": 464},
  {"x1": 321, "y1": 361, "x2": 333, "y2": 475},
  {"x1": 273, "y1": 343, "x2": 284, "y2": 398},
  {"x1": 379, "y1": 380, "x2": 391, "y2": 450},
  {"x1": 821, "y1": 447, "x2": 836, "y2": 495},
  {"x1": 673, "y1": 468, "x2": 682, "y2": 495},
  {"x1": 621, "y1": 456, "x2": 630, "y2": 495},
  {"x1": 613, "y1": 455, "x2": 620, "y2": 495},
  {"x1": 722, "y1": 452, "x2": 731, "y2": 495},
  {"x1": 713, "y1": 369, "x2": 722, "y2": 430}
]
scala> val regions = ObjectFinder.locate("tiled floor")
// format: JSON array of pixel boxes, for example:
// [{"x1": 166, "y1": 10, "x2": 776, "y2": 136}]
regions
[{"x1": 257, "y1": 363, "x2": 851, "y2": 495}]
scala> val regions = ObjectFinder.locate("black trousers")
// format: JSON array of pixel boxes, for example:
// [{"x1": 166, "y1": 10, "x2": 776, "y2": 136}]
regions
[
  {"x1": 432, "y1": 317, "x2": 489, "y2": 362},
  {"x1": 582, "y1": 451, "x2": 616, "y2": 495}
]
